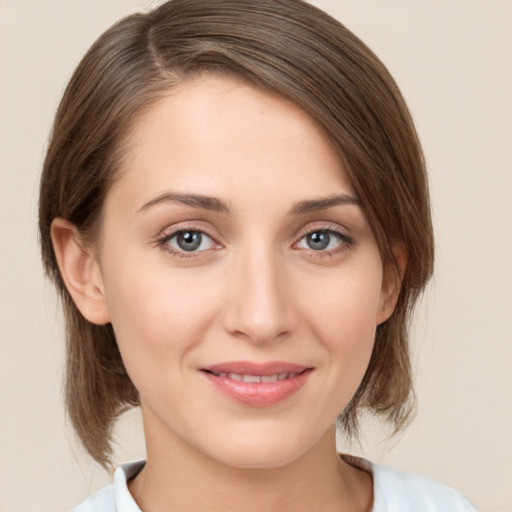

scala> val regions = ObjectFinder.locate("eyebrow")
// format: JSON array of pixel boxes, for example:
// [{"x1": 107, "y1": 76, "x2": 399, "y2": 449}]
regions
[
  {"x1": 137, "y1": 191, "x2": 359, "y2": 215},
  {"x1": 137, "y1": 192, "x2": 231, "y2": 214},
  {"x1": 288, "y1": 194, "x2": 360, "y2": 215}
]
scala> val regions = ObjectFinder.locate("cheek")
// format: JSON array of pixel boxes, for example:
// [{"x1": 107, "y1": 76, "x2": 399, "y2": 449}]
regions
[
  {"x1": 302, "y1": 265, "x2": 382, "y2": 386},
  {"x1": 305, "y1": 267, "x2": 382, "y2": 343},
  {"x1": 102, "y1": 263, "x2": 219, "y2": 378}
]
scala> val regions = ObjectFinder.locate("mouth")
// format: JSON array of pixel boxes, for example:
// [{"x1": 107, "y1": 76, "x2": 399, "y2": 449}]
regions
[
  {"x1": 200, "y1": 362, "x2": 313, "y2": 406},
  {"x1": 203, "y1": 369, "x2": 307, "y2": 383}
]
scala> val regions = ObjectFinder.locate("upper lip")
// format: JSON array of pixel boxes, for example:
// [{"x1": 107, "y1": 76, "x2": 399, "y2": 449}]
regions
[{"x1": 201, "y1": 361, "x2": 311, "y2": 376}]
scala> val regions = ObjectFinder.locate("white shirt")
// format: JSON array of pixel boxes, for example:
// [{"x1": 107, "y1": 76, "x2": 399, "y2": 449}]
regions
[{"x1": 72, "y1": 457, "x2": 476, "y2": 512}]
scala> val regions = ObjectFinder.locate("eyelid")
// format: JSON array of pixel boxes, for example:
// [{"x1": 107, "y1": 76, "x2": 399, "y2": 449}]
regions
[
  {"x1": 295, "y1": 222, "x2": 352, "y2": 241},
  {"x1": 152, "y1": 221, "x2": 354, "y2": 259},
  {"x1": 293, "y1": 223, "x2": 355, "y2": 253},
  {"x1": 155, "y1": 220, "x2": 221, "y2": 241},
  {"x1": 154, "y1": 221, "x2": 223, "y2": 257}
]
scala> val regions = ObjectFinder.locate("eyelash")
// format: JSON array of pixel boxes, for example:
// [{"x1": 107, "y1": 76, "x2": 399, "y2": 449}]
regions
[
  {"x1": 294, "y1": 226, "x2": 355, "y2": 258},
  {"x1": 155, "y1": 224, "x2": 355, "y2": 259},
  {"x1": 156, "y1": 227, "x2": 219, "y2": 259}
]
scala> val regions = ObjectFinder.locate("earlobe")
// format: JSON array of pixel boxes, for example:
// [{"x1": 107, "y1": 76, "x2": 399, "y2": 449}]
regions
[
  {"x1": 378, "y1": 244, "x2": 407, "y2": 325},
  {"x1": 51, "y1": 218, "x2": 110, "y2": 325}
]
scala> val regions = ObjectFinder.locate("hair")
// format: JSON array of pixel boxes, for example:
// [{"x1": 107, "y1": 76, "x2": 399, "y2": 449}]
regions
[{"x1": 39, "y1": 0, "x2": 434, "y2": 470}]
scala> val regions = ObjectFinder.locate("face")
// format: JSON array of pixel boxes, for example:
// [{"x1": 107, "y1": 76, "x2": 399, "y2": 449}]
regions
[{"x1": 93, "y1": 75, "x2": 396, "y2": 469}]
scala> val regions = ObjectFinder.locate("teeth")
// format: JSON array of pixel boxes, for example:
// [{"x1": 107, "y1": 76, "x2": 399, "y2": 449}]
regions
[
  {"x1": 243, "y1": 374, "x2": 261, "y2": 383},
  {"x1": 216, "y1": 372, "x2": 298, "y2": 382}
]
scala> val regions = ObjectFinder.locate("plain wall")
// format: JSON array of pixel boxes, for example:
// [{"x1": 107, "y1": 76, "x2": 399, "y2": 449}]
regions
[{"x1": 1, "y1": 1, "x2": 511, "y2": 511}]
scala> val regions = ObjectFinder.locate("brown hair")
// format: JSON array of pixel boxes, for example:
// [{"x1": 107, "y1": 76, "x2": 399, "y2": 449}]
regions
[{"x1": 39, "y1": 0, "x2": 434, "y2": 470}]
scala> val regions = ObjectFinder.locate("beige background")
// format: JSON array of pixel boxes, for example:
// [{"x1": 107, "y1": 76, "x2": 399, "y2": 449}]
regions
[{"x1": 1, "y1": 1, "x2": 511, "y2": 511}]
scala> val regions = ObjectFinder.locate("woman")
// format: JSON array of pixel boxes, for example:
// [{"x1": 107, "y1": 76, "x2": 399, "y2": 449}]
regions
[{"x1": 39, "y1": 0, "x2": 475, "y2": 510}]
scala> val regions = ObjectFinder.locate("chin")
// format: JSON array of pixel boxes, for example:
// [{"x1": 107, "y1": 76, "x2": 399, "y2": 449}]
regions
[
  {"x1": 214, "y1": 446, "x2": 303, "y2": 470},
  {"x1": 198, "y1": 421, "x2": 330, "y2": 470}
]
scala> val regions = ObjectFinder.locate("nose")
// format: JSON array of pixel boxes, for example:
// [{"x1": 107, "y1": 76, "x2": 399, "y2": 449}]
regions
[{"x1": 221, "y1": 246, "x2": 297, "y2": 345}]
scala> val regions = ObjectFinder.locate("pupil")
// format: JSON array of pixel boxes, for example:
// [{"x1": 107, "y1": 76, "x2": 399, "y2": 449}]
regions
[
  {"x1": 177, "y1": 231, "x2": 201, "y2": 251},
  {"x1": 307, "y1": 231, "x2": 329, "y2": 250}
]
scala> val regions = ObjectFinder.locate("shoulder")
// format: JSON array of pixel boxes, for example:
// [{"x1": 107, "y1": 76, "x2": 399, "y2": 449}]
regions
[
  {"x1": 71, "y1": 483, "x2": 116, "y2": 512},
  {"x1": 340, "y1": 454, "x2": 476, "y2": 512},
  {"x1": 370, "y1": 462, "x2": 477, "y2": 512},
  {"x1": 70, "y1": 461, "x2": 144, "y2": 512}
]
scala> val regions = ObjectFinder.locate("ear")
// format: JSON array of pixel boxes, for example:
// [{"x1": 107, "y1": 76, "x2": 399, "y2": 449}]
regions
[
  {"x1": 378, "y1": 244, "x2": 407, "y2": 325},
  {"x1": 51, "y1": 218, "x2": 110, "y2": 325}
]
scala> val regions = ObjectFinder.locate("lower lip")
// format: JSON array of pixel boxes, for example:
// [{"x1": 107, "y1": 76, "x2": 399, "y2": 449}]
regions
[{"x1": 202, "y1": 370, "x2": 312, "y2": 407}]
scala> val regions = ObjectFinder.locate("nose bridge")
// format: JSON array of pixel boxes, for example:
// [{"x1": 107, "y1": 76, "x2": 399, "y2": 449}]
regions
[{"x1": 223, "y1": 240, "x2": 295, "y2": 344}]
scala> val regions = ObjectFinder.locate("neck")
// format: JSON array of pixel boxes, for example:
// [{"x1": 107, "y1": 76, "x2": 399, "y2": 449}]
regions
[{"x1": 129, "y1": 413, "x2": 372, "y2": 512}]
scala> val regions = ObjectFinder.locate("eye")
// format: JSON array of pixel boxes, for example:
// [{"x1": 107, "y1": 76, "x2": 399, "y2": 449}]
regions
[
  {"x1": 165, "y1": 230, "x2": 215, "y2": 253},
  {"x1": 296, "y1": 230, "x2": 346, "y2": 251}
]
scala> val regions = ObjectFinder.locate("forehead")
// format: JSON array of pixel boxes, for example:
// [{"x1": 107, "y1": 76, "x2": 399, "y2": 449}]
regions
[{"x1": 111, "y1": 74, "x2": 354, "y2": 209}]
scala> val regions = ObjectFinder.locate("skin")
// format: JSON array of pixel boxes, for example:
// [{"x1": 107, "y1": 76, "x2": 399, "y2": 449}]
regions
[{"x1": 52, "y1": 75, "x2": 401, "y2": 512}]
